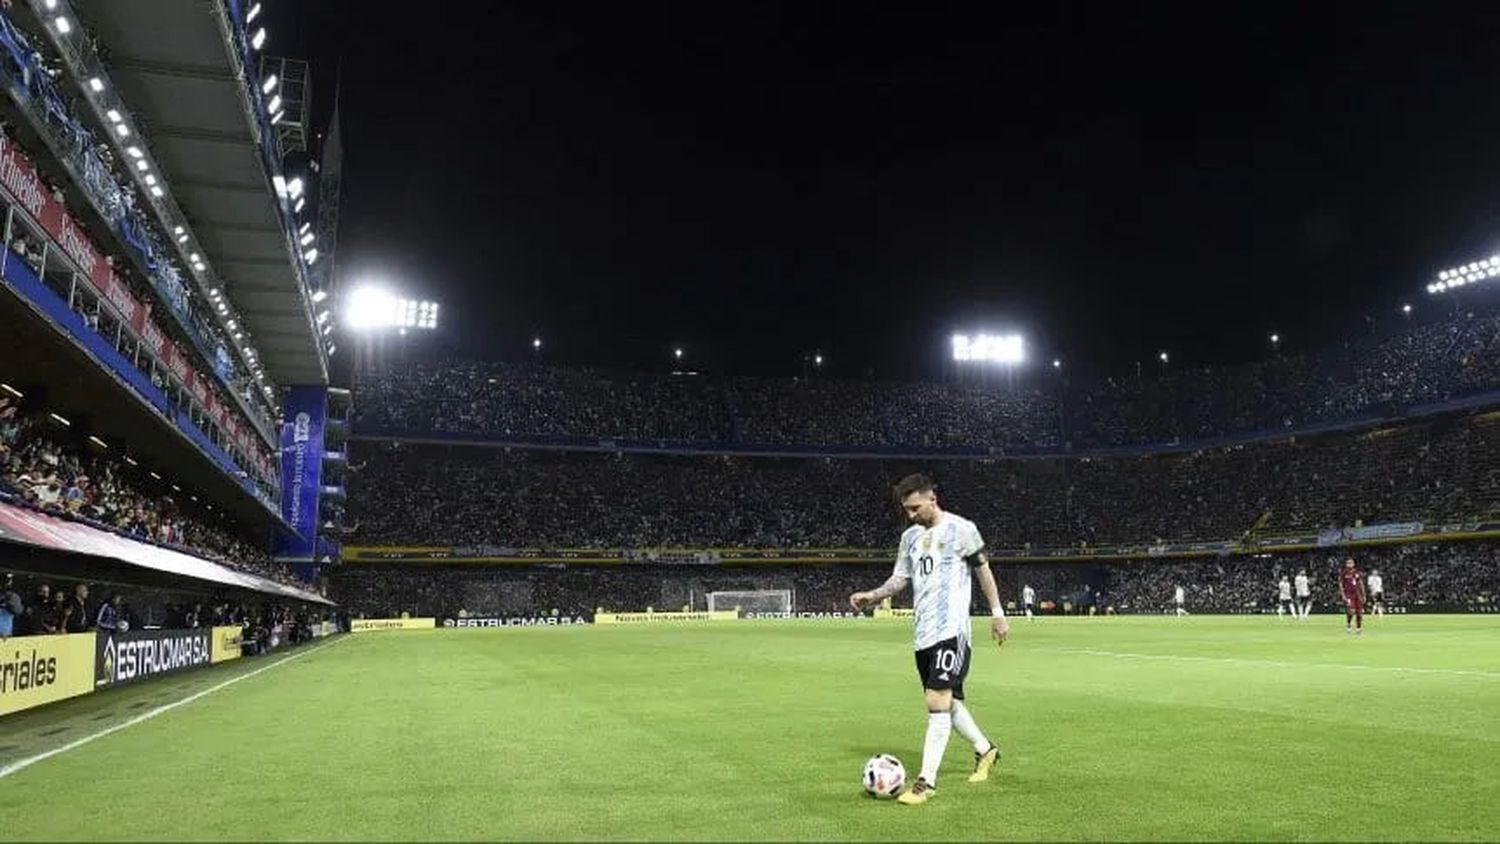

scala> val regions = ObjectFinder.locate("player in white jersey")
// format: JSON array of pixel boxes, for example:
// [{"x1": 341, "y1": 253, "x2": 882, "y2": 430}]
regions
[
  {"x1": 849, "y1": 474, "x2": 1008, "y2": 806},
  {"x1": 1277, "y1": 575, "x2": 1293, "y2": 619},
  {"x1": 1368, "y1": 570, "x2": 1386, "y2": 616},
  {"x1": 1022, "y1": 584, "x2": 1036, "y2": 620},
  {"x1": 1294, "y1": 570, "x2": 1312, "y2": 619},
  {"x1": 1173, "y1": 585, "x2": 1187, "y2": 616}
]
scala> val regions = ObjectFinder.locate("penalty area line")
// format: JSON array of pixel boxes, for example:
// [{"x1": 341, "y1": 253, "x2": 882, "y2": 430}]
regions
[
  {"x1": 1044, "y1": 647, "x2": 1500, "y2": 679},
  {"x1": 0, "y1": 637, "x2": 345, "y2": 781}
]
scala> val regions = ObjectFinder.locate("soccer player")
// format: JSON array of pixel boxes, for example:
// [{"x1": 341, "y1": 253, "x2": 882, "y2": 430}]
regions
[
  {"x1": 1294, "y1": 569, "x2": 1312, "y2": 620},
  {"x1": 1276, "y1": 575, "x2": 1293, "y2": 619},
  {"x1": 849, "y1": 473, "x2": 1009, "y2": 806},
  {"x1": 1173, "y1": 584, "x2": 1187, "y2": 616},
  {"x1": 1022, "y1": 584, "x2": 1036, "y2": 620},
  {"x1": 1368, "y1": 569, "x2": 1386, "y2": 616},
  {"x1": 1340, "y1": 557, "x2": 1366, "y2": 634}
]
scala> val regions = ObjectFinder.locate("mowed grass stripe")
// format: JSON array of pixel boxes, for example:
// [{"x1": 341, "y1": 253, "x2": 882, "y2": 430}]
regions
[{"x1": 0, "y1": 617, "x2": 1495, "y2": 841}]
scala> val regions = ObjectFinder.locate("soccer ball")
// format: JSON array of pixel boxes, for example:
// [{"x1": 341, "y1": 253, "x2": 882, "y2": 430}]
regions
[{"x1": 863, "y1": 753, "x2": 905, "y2": 799}]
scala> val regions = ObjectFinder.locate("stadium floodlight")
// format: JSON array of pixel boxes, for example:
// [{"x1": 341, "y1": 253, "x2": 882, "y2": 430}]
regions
[
  {"x1": 247, "y1": 2, "x2": 262, "y2": 24},
  {"x1": 0, "y1": 382, "x2": 21, "y2": 398},
  {"x1": 115, "y1": 124, "x2": 130, "y2": 139},
  {"x1": 144, "y1": 174, "x2": 157, "y2": 186},
  {"x1": 48, "y1": 412, "x2": 70, "y2": 427},
  {"x1": 150, "y1": 186, "x2": 164, "y2": 198},
  {"x1": 106, "y1": 109, "x2": 122, "y2": 123},
  {"x1": 226, "y1": 320, "x2": 237, "y2": 330},
  {"x1": 1269, "y1": 333, "x2": 1280, "y2": 344},
  {"x1": 272, "y1": 175, "x2": 287, "y2": 197},
  {"x1": 88, "y1": 77, "x2": 104, "y2": 92},
  {"x1": 1159, "y1": 351, "x2": 1169, "y2": 363},
  {"x1": 261, "y1": 74, "x2": 278, "y2": 95},
  {"x1": 1402, "y1": 303, "x2": 1412, "y2": 315},
  {"x1": 1430, "y1": 253, "x2": 1500, "y2": 294},
  {"x1": 814, "y1": 353, "x2": 823, "y2": 366},
  {"x1": 54, "y1": 16, "x2": 71, "y2": 35},
  {"x1": 304, "y1": 248, "x2": 319, "y2": 264},
  {"x1": 533, "y1": 337, "x2": 542, "y2": 350},
  {"x1": 299, "y1": 222, "x2": 311, "y2": 235},
  {"x1": 88, "y1": 436, "x2": 107, "y2": 449},
  {"x1": 268, "y1": 94, "x2": 282, "y2": 115},
  {"x1": 176, "y1": 233, "x2": 188, "y2": 243},
  {"x1": 126, "y1": 146, "x2": 143, "y2": 158},
  {"x1": 311, "y1": 289, "x2": 328, "y2": 303},
  {"x1": 674, "y1": 347, "x2": 684, "y2": 360},
  {"x1": 951, "y1": 333, "x2": 1025, "y2": 364},
  {"x1": 345, "y1": 286, "x2": 441, "y2": 332},
  {"x1": 270, "y1": 110, "x2": 285, "y2": 125},
  {"x1": 251, "y1": 27, "x2": 267, "y2": 50},
  {"x1": 1052, "y1": 358, "x2": 1062, "y2": 369},
  {"x1": 136, "y1": 160, "x2": 149, "y2": 172},
  {"x1": 300, "y1": 232, "x2": 315, "y2": 246},
  {"x1": 294, "y1": 197, "x2": 306, "y2": 213},
  {"x1": 287, "y1": 177, "x2": 303, "y2": 199}
]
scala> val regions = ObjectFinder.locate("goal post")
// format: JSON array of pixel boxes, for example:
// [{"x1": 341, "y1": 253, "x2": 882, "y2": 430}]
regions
[{"x1": 706, "y1": 589, "x2": 793, "y2": 616}]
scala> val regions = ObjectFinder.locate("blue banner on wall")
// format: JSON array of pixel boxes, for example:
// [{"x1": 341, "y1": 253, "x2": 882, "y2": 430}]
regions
[{"x1": 277, "y1": 386, "x2": 327, "y2": 560}]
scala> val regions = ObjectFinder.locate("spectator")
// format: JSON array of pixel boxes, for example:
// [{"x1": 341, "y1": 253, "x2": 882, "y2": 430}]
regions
[
  {"x1": 17, "y1": 582, "x2": 49, "y2": 635},
  {"x1": 0, "y1": 572, "x2": 20, "y2": 637},
  {"x1": 41, "y1": 588, "x2": 70, "y2": 634},
  {"x1": 95, "y1": 593, "x2": 121, "y2": 632},
  {"x1": 65, "y1": 582, "x2": 91, "y2": 633}
]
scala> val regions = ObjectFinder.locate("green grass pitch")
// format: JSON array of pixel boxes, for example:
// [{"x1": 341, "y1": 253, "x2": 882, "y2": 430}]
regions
[{"x1": 2, "y1": 615, "x2": 1498, "y2": 841}]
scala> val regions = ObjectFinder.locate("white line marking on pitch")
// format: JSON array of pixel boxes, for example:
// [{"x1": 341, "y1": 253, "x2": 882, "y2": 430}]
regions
[
  {"x1": 0, "y1": 638, "x2": 344, "y2": 781},
  {"x1": 1044, "y1": 648, "x2": 1500, "y2": 679}
]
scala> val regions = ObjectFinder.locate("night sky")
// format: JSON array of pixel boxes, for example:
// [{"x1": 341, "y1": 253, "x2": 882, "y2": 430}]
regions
[{"x1": 275, "y1": 3, "x2": 1500, "y2": 381}]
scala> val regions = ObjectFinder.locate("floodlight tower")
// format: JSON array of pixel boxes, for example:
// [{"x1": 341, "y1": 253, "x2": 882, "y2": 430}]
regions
[
  {"x1": 341, "y1": 284, "x2": 441, "y2": 377},
  {"x1": 949, "y1": 332, "x2": 1026, "y2": 387}
]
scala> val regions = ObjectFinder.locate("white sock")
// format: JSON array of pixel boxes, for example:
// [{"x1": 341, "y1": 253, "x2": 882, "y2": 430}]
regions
[
  {"x1": 950, "y1": 700, "x2": 991, "y2": 754},
  {"x1": 919, "y1": 711, "x2": 952, "y2": 786}
]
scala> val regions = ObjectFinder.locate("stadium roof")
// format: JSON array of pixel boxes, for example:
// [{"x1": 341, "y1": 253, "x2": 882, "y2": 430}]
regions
[{"x1": 72, "y1": 0, "x2": 327, "y2": 386}]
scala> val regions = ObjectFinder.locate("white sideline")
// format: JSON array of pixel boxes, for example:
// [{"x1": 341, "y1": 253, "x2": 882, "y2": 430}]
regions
[
  {"x1": 0, "y1": 637, "x2": 343, "y2": 781},
  {"x1": 1045, "y1": 647, "x2": 1500, "y2": 679}
]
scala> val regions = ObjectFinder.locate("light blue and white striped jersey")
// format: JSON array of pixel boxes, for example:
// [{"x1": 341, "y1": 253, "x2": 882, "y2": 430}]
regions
[{"x1": 893, "y1": 512, "x2": 984, "y2": 651}]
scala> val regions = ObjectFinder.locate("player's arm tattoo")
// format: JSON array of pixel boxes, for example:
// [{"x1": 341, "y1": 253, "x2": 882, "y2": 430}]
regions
[{"x1": 867, "y1": 574, "x2": 909, "y2": 601}]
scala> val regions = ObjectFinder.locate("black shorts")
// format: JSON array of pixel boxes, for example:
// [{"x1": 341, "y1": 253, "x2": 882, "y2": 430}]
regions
[
  {"x1": 1024, "y1": 601, "x2": 1035, "y2": 612},
  {"x1": 1279, "y1": 598, "x2": 1292, "y2": 608},
  {"x1": 914, "y1": 637, "x2": 972, "y2": 699},
  {"x1": 1372, "y1": 592, "x2": 1384, "y2": 603}
]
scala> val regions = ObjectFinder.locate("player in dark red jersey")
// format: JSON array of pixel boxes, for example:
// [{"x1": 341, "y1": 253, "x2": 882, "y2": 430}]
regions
[{"x1": 1339, "y1": 557, "x2": 1366, "y2": 635}]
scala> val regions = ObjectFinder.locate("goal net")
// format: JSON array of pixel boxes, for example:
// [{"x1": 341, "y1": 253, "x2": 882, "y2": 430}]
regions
[{"x1": 706, "y1": 590, "x2": 793, "y2": 617}]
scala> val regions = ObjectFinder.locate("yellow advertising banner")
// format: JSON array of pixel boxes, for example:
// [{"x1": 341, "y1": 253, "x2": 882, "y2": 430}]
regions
[
  {"x1": 349, "y1": 617, "x2": 436, "y2": 632},
  {"x1": 210, "y1": 625, "x2": 244, "y2": 663},
  {"x1": 0, "y1": 633, "x2": 95, "y2": 716},
  {"x1": 593, "y1": 610, "x2": 739, "y2": 625}
]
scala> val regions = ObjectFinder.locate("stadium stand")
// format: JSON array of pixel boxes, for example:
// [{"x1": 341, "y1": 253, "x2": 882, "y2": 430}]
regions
[
  {"x1": 352, "y1": 309, "x2": 1500, "y2": 451},
  {"x1": 347, "y1": 413, "x2": 1499, "y2": 550},
  {"x1": 0, "y1": 0, "x2": 333, "y2": 688},
  {"x1": 341, "y1": 305, "x2": 1500, "y2": 621}
]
